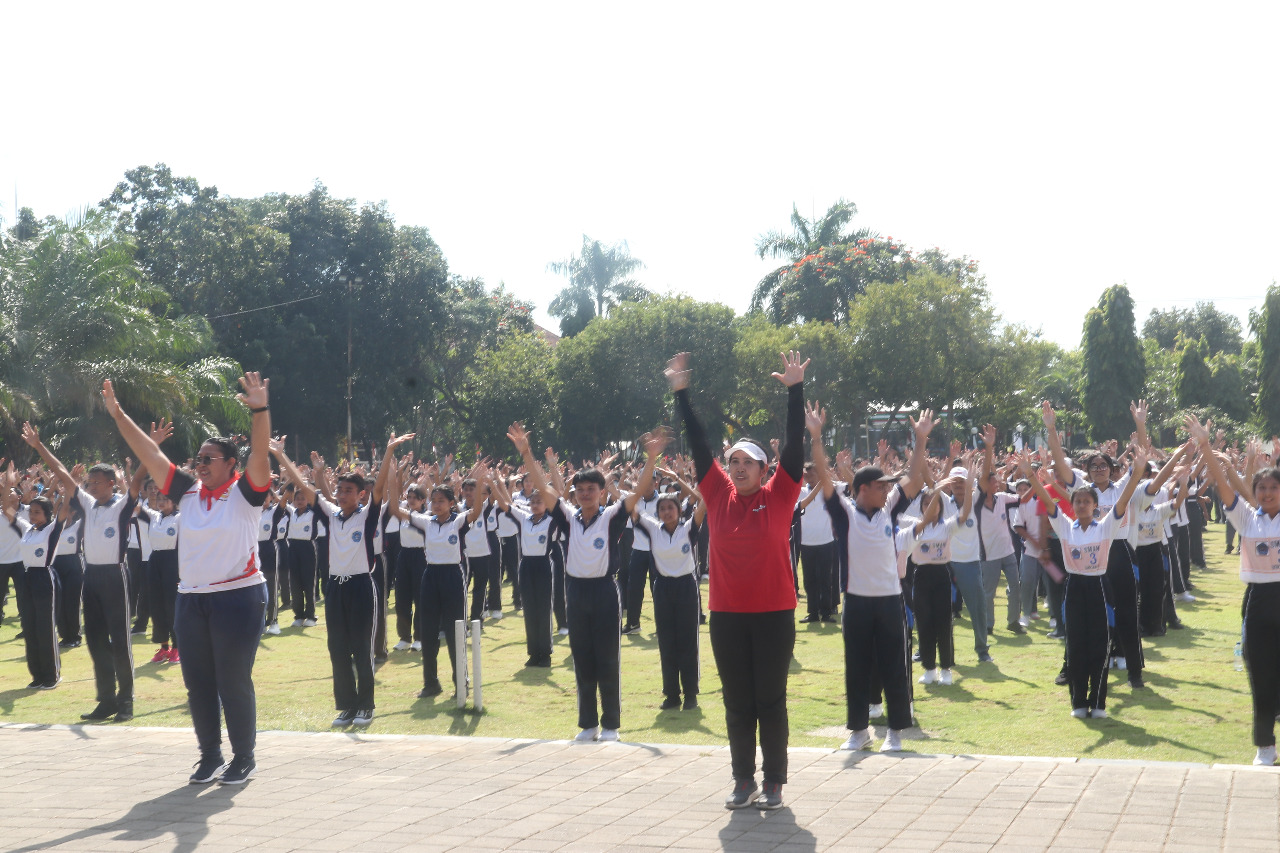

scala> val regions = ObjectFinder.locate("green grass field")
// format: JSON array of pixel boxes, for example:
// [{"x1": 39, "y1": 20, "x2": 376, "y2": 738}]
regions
[{"x1": 0, "y1": 522, "x2": 1259, "y2": 764}]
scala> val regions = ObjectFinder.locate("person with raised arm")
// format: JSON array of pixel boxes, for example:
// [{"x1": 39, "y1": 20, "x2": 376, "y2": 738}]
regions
[
  {"x1": 490, "y1": 471, "x2": 559, "y2": 668},
  {"x1": 1186, "y1": 414, "x2": 1280, "y2": 765},
  {"x1": 102, "y1": 373, "x2": 272, "y2": 785},
  {"x1": 273, "y1": 433, "x2": 411, "y2": 728},
  {"x1": 23, "y1": 422, "x2": 139, "y2": 723},
  {"x1": 666, "y1": 350, "x2": 807, "y2": 811},
  {"x1": 3, "y1": 463, "x2": 69, "y2": 690},
  {"x1": 1127, "y1": 442, "x2": 1193, "y2": 636},
  {"x1": 1017, "y1": 443, "x2": 1148, "y2": 719},
  {"x1": 507, "y1": 421, "x2": 665, "y2": 745},
  {"x1": 814, "y1": 401, "x2": 934, "y2": 755}
]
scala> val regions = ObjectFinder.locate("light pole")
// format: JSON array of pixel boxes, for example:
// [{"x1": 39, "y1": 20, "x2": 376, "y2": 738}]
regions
[{"x1": 338, "y1": 273, "x2": 363, "y2": 462}]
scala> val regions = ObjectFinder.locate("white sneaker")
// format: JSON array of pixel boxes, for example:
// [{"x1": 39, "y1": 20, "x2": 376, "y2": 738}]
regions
[
  {"x1": 918, "y1": 669, "x2": 938, "y2": 685},
  {"x1": 1179, "y1": 592, "x2": 1196, "y2": 603},
  {"x1": 939, "y1": 669, "x2": 953, "y2": 686},
  {"x1": 393, "y1": 640, "x2": 411, "y2": 651},
  {"x1": 1115, "y1": 657, "x2": 1127, "y2": 671},
  {"x1": 411, "y1": 640, "x2": 422, "y2": 651},
  {"x1": 291, "y1": 619, "x2": 304, "y2": 628},
  {"x1": 1071, "y1": 708, "x2": 1088, "y2": 719},
  {"x1": 880, "y1": 729, "x2": 903, "y2": 752},
  {"x1": 1254, "y1": 745, "x2": 1277, "y2": 766},
  {"x1": 574, "y1": 727, "x2": 599, "y2": 743},
  {"x1": 1018, "y1": 616, "x2": 1030, "y2": 628},
  {"x1": 302, "y1": 619, "x2": 317, "y2": 627},
  {"x1": 1092, "y1": 708, "x2": 1108, "y2": 719},
  {"x1": 841, "y1": 728, "x2": 873, "y2": 751},
  {"x1": 868, "y1": 703, "x2": 884, "y2": 719},
  {"x1": 1049, "y1": 617, "x2": 1058, "y2": 629},
  {"x1": 558, "y1": 627, "x2": 569, "y2": 636},
  {"x1": 598, "y1": 728, "x2": 620, "y2": 742},
  {"x1": 492, "y1": 611, "x2": 504, "y2": 621},
  {"x1": 266, "y1": 622, "x2": 281, "y2": 635}
]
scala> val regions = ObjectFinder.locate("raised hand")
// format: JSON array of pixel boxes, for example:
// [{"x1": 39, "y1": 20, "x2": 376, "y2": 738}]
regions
[
  {"x1": 149, "y1": 418, "x2": 174, "y2": 445},
  {"x1": 101, "y1": 380, "x2": 125, "y2": 418},
  {"x1": 1041, "y1": 400, "x2": 1057, "y2": 430},
  {"x1": 909, "y1": 408, "x2": 937, "y2": 441},
  {"x1": 1130, "y1": 399, "x2": 1148, "y2": 426},
  {"x1": 1184, "y1": 413, "x2": 1210, "y2": 444},
  {"x1": 804, "y1": 400, "x2": 827, "y2": 437},
  {"x1": 507, "y1": 422, "x2": 532, "y2": 454},
  {"x1": 771, "y1": 350, "x2": 810, "y2": 387},
  {"x1": 70, "y1": 463, "x2": 86, "y2": 483},
  {"x1": 268, "y1": 435, "x2": 287, "y2": 456},
  {"x1": 981, "y1": 423, "x2": 997, "y2": 449},
  {"x1": 236, "y1": 372, "x2": 270, "y2": 410},
  {"x1": 665, "y1": 352, "x2": 692, "y2": 392},
  {"x1": 949, "y1": 439, "x2": 963, "y2": 460},
  {"x1": 386, "y1": 432, "x2": 416, "y2": 451},
  {"x1": 20, "y1": 422, "x2": 40, "y2": 448},
  {"x1": 642, "y1": 426, "x2": 672, "y2": 458}
]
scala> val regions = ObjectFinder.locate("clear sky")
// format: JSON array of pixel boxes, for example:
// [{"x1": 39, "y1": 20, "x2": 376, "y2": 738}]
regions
[{"x1": 4, "y1": 2, "x2": 1276, "y2": 348}]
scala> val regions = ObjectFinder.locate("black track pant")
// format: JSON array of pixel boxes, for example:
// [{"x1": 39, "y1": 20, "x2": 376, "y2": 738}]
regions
[
  {"x1": 419, "y1": 563, "x2": 465, "y2": 689},
  {"x1": 277, "y1": 540, "x2": 292, "y2": 609},
  {"x1": 519, "y1": 555, "x2": 554, "y2": 665},
  {"x1": 843, "y1": 593, "x2": 912, "y2": 732},
  {"x1": 485, "y1": 532, "x2": 503, "y2": 613},
  {"x1": 800, "y1": 542, "x2": 837, "y2": 618},
  {"x1": 314, "y1": 538, "x2": 330, "y2": 599},
  {"x1": 148, "y1": 550, "x2": 179, "y2": 646},
  {"x1": 176, "y1": 583, "x2": 266, "y2": 760},
  {"x1": 500, "y1": 536, "x2": 520, "y2": 610},
  {"x1": 127, "y1": 548, "x2": 150, "y2": 632},
  {"x1": 709, "y1": 609, "x2": 795, "y2": 784},
  {"x1": 552, "y1": 544, "x2": 567, "y2": 630},
  {"x1": 83, "y1": 563, "x2": 134, "y2": 707},
  {"x1": 653, "y1": 573, "x2": 699, "y2": 701},
  {"x1": 1134, "y1": 542, "x2": 1166, "y2": 636},
  {"x1": 20, "y1": 566, "x2": 59, "y2": 685},
  {"x1": 1243, "y1": 582, "x2": 1280, "y2": 747},
  {"x1": 1105, "y1": 539, "x2": 1143, "y2": 678},
  {"x1": 325, "y1": 572, "x2": 377, "y2": 711},
  {"x1": 1173, "y1": 524, "x2": 1191, "y2": 590},
  {"x1": 625, "y1": 548, "x2": 653, "y2": 627},
  {"x1": 1064, "y1": 573, "x2": 1111, "y2": 712},
  {"x1": 395, "y1": 547, "x2": 425, "y2": 643},
  {"x1": 0, "y1": 560, "x2": 24, "y2": 621},
  {"x1": 383, "y1": 532, "x2": 400, "y2": 588},
  {"x1": 372, "y1": 553, "x2": 389, "y2": 659},
  {"x1": 52, "y1": 554, "x2": 83, "y2": 643},
  {"x1": 566, "y1": 575, "x2": 622, "y2": 731},
  {"x1": 258, "y1": 541, "x2": 279, "y2": 626},
  {"x1": 289, "y1": 541, "x2": 317, "y2": 621},
  {"x1": 914, "y1": 563, "x2": 955, "y2": 670},
  {"x1": 468, "y1": 553, "x2": 493, "y2": 623}
]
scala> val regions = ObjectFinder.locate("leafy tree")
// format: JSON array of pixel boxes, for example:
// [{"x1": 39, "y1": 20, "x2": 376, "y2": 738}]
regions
[
  {"x1": 1081, "y1": 285, "x2": 1145, "y2": 443},
  {"x1": 547, "y1": 236, "x2": 646, "y2": 337},
  {"x1": 1175, "y1": 337, "x2": 1213, "y2": 408},
  {"x1": 1253, "y1": 284, "x2": 1280, "y2": 435},
  {"x1": 1209, "y1": 353, "x2": 1250, "y2": 422},
  {"x1": 1143, "y1": 302, "x2": 1243, "y2": 354},
  {"x1": 969, "y1": 328, "x2": 1062, "y2": 436},
  {"x1": 553, "y1": 297, "x2": 736, "y2": 457},
  {"x1": 1139, "y1": 339, "x2": 1179, "y2": 444},
  {"x1": 0, "y1": 211, "x2": 243, "y2": 461},
  {"x1": 461, "y1": 332, "x2": 556, "y2": 458}
]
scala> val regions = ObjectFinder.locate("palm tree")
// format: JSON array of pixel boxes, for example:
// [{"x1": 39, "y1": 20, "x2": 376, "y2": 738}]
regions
[
  {"x1": 751, "y1": 199, "x2": 877, "y2": 323},
  {"x1": 547, "y1": 236, "x2": 646, "y2": 336}
]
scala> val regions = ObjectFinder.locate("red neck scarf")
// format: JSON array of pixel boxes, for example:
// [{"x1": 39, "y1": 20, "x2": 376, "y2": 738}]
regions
[{"x1": 199, "y1": 472, "x2": 240, "y2": 510}]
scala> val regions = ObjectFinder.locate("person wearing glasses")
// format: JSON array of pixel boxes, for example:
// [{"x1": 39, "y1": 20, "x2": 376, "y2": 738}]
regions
[{"x1": 101, "y1": 374, "x2": 272, "y2": 786}]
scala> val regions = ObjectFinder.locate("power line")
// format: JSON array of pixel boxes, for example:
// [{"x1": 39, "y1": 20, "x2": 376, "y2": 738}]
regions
[{"x1": 207, "y1": 293, "x2": 326, "y2": 320}]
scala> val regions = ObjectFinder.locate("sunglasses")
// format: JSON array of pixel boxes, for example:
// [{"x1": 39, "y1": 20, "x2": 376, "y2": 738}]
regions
[{"x1": 195, "y1": 455, "x2": 227, "y2": 466}]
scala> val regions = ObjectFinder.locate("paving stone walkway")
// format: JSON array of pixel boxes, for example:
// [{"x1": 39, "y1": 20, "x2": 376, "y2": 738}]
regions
[{"x1": 1, "y1": 724, "x2": 1276, "y2": 852}]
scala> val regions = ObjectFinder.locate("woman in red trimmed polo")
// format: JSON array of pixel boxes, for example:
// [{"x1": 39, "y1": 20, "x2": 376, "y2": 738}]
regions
[
  {"x1": 102, "y1": 373, "x2": 272, "y2": 787},
  {"x1": 666, "y1": 350, "x2": 808, "y2": 812}
]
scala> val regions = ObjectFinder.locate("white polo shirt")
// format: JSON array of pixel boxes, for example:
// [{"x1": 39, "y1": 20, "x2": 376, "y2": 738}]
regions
[
  {"x1": 314, "y1": 494, "x2": 380, "y2": 577},
  {"x1": 462, "y1": 502, "x2": 493, "y2": 557},
  {"x1": 407, "y1": 511, "x2": 467, "y2": 565},
  {"x1": 1225, "y1": 497, "x2": 1280, "y2": 584},
  {"x1": 1067, "y1": 469, "x2": 1132, "y2": 536},
  {"x1": 827, "y1": 485, "x2": 907, "y2": 598},
  {"x1": 15, "y1": 517, "x2": 62, "y2": 569},
  {"x1": 505, "y1": 504, "x2": 554, "y2": 557},
  {"x1": 975, "y1": 491, "x2": 1019, "y2": 560},
  {"x1": 1048, "y1": 507, "x2": 1120, "y2": 577},
  {"x1": 798, "y1": 485, "x2": 835, "y2": 546},
  {"x1": 71, "y1": 487, "x2": 135, "y2": 566},
  {"x1": 550, "y1": 498, "x2": 626, "y2": 579},
  {"x1": 626, "y1": 492, "x2": 662, "y2": 552},
  {"x1": 55, "y1": 519, "x2": 81, "y2": 559},
  {"x1": 0, "y1": 509, "x2": 24, "y2": 564},
  {"x1": 163, "y1": 466, "x2": 267, "y2": 593},
  {"x1": 141, "y1": 507, "x2": 180, "y2": 552},
  {"x1": 287, "y1": 506, "x2": 318, "y2": 541},
  {"x1": 634, "y1": 514, "x2": 697, "y2": 578}
]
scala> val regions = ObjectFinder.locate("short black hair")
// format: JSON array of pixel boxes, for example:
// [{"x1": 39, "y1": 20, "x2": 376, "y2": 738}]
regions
[
  {"x1": 87, "y1": 463, "x2": 116, "y2": 481},
  {"x1": 406, "y1": 484, "x2": 426, "y2": 500},
  {"x1": 28, "y1": 495, "x2": 54, "y2": 524},
  {"x1": 337, "y1": 472, "x2": 367, "y2": 492},
  {"x1": 571, "y1": 468, "x2": 606, "y2": 489},
  {"x1": 461, "y1": 478, "x2": 477, "y2": 489},
  {"x1": 431, "y1": 484, "x2": 456, "y2": 503},
  {"x1": 202, "y1": 437, "x2": 241, "y2": 467}
]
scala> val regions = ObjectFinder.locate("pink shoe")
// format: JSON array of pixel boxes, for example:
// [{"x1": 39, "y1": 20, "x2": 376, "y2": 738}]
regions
[
  {"x1": 167, "y1": 648, "x2": 181, "y2": 664},
  {"x1": 150, "y1": 648, "x2": 169, "y2": 664}
]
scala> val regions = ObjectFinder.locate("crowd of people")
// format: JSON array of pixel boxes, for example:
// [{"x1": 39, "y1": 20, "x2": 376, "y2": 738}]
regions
[{"x1": 1, "y1": 358, "x2": 1278, "y2": 806}]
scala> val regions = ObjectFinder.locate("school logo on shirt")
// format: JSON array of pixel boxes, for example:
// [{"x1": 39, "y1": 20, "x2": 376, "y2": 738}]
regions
[
  {"x1": 262, "y1": 523, "x2": 271, "y2": 531},
  {"x1": 34, "y1": 548, "x2": 43, "y2": 557},
  {"x1": 352, "y1": 531, "x2": 362, "y2": 543},
  {"x1": 66, "y1": 535, "x2": 75, "y2": 544},
  {"x1": 884, "y1": 525, "x2": 892, "y2": 537},
  {"x1": 681, "y1": 543, "x2": 691, "y2": 554},
  {"x1": 104, "y1": 527, "x2": 115, "y2": 538},
  {"x1": 965, "y1": 519, "x2": 974, "y2": 528},
  {"x1": 593, "y1": 537, "x2": 605, "y2": 550},
  {"x1": 921, "y1": 543, "x2": 931, "y2": 554},
  {"x1": 448, "y1": 534, "x2": 458, "y2": 545},
  {"x1": 166, "y1": 527, "x2": 176, "y2": 536},
  {"x1": 538, "y1": 534, "x2": 546, "y2": 544},
  {"x1": 1259, "y1": 542, "x2": 1270, "y2": 556},
  {"x1": 1071, "y1": 548, "x2": 1082, "y2": 560},
  {"x1": 302, "y1": 525, "x2": 310, "y2": 533}
]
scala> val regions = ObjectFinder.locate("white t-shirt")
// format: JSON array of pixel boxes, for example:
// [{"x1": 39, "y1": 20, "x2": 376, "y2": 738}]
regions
[
  {"x1": 407, "y1": 511, "x2": 467, "y2": 565},
  {"x1": 506, "y1": 504, "x2": 554, "y2": 557},
  {"x1": 550, "y1": 498, "x2": 626, "y2": 579},
  {"x1": 1225, "y1": 496, "x2": 1280, "y2": 584},
  {"x1": 15, "y1": 517, "x2": 62, "y2": 569},
  {"x1": 1047, "y1": 507, "x2": 1121, "y2": 577},
  {"x1": 140, "y1": 507, "x2": 180, "y2": 552},
  {"x1": 72, "y1": 487, "x2": 135, "y2": 566},
  {"x1": 797, "y1": 485, "x2": 835, "y2": 546},
  {"x1": 948, "y1": 492, "x2": 980, "y2": 563},
  {"x1": 827, "y1": 485, "x2": 906, "y2": 598},
  {"x1": 398, "y1": 503, "x2": 426, "y2": 548},
  {"x1": 635, "y1": 513, "x2": 697, "y2": 578},
  {"x1": 163, "y1": 466, "x2": 268, "y2": 593},
  {"x1": 55, "y1": 519, "x2": 81, "y2": 559},
  {"x1": 626, "y1": 492, "x2": 662, "y2": 551},
  {"x1": 975, "y1": 491, "x2": 1019, "y2": 560},
  {"x1": 314, "y1": 494, "x2": 380, "y2": 577}
]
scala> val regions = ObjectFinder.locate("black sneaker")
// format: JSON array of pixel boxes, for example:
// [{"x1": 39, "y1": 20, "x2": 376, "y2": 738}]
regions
[
  {"x1": 332, "y1": 710, "x2": 357, "y2": 727},
  {"x1": 189, "y1": 754, "x2": 226, "y2": 784},
  {"x1": 1007, "y1": 623, "x2": 1026, "y2": 635},
  {"x1": 81, "y1": 702, "x2": 118, "y2": 721},
  {"x1": 978, "y1": 653, "x2": 995, "y2": 663},
  {"x1": 798, "y1": 614, "x2": 817, "y2": 624},
  {"x1": 1046, "y1": 629, "x2": 1066, "y2": 640},
  {"x1": 26, "y1": 680, "x2": 40, "y2": 690},
  {"x1": 621, "y1": 624, "x2": 641, "y2": 636},
  {"x1": 58, "y1": 638, "x2": 81, "y2": 649},
  {"x1": 114, "y1": 704, "x2": 134, "y2": 723},
  {"x1": 352, "y1": 709, "x2": 374, "y2": 727},
  {"x1": 1168, "y1": 620, "x2": 1185, "y2": 630},
  {"x1": 660, "y1": 697, "x2": 680, "y2": 710},
  {"x1": 1054, "y1": 671, "x2": 1069, "y2": 686},
  {"x1": 418, "y1": 681, "x2": 443, "y2": 699},
  {"x1": 756, "y1": 781, "x2": 784, "y2": 810},
  {"x1": 131, "y1": 625, "x2": 148, "y2": 636},
  {"x1": 219, "y1": 755, "x2": 256, "y2": 785},
  {"x1": 37, "y1": 678, "x2": 61, "y2": 690},
  {"x1": 682, "y1": 697, "x2": 699, "y2": 711},
  {"x1": 724, "y1": 778, "x2": 758, "y2": 809},
  {"x1": 1129, "y1": 677, "x2": 1146, "y2": 689}
]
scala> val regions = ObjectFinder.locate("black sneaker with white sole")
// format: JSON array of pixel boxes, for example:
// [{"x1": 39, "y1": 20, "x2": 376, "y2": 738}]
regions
[
  {"x1": 756, "y1": 781, "x2": 784, "y2": 810},
  {"x1": 332, "y1": 710, "x2": 357, "y2": 727},
  {"x1": 218, "y1": 755, "x2": 255, "y2": 785},
  {"x1": 724, "y1": 778, "x2": 758, "y2": 809},
  {"x1": 353, "y1": 709, "x2": 374, "y2": 727},
  {"x1": 189, "y1": 754, "x2": 226, "y2": 785}
]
